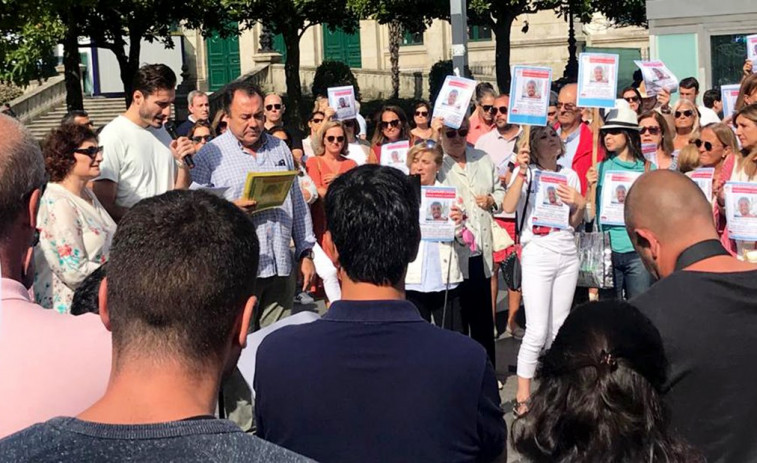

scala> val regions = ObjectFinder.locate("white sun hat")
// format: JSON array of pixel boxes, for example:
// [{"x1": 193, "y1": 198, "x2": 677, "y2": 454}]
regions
[{"x1": 601, "y1": 99, "x2": 640, "y2": 131}]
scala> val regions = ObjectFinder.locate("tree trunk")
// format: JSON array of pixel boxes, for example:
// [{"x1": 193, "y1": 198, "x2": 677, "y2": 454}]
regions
[
  {"x1": 388, "y1": 21, "x2": 401, "y2": 99},
  {"x1": 62, "y1": 24, "x2": 83, "y2": 111},
  {"x1": 119, "y1": 29, "x2": 143, "y2": 108},
  {"x1": 282, "y1": 28, "x2": 304, "y2": 130},
  {"x1": 493, "y1": 14, "x2": 516, "y2": 94}
]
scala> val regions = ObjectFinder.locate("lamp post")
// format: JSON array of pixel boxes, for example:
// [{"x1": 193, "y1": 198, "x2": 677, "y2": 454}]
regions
[
  {"x1": 450, "y1": 0, "x2": 468, "y2": 77},
  {"x1": 563, "y1": 1, "x2": 579, "y2": 81}
]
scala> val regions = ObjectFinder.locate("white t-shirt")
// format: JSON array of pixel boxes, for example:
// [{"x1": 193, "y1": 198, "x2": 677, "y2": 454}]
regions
[
  {"x1": 510, "y1": 165, "x2": 581, "y2": 254},
  {"x1": 345, "y1": 143, "x2": 368, "y2": 165},
  {"x1": 699, "y1": 105, "x2": 721, "y2": 126},
  {"x1": 97, "y1": 115, "x2": 176, "y2": 208}
]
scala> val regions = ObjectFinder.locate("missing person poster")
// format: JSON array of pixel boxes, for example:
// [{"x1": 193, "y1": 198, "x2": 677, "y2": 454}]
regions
[
  {"x1": 642, "y1": 143, "x2": 657, "y2": 163},
  {"x1": 433, "y1": 76, "x2": 476, "y2": 129},
  {"x1": 380, "y1": 140, "x2": 410, "y2": 174},
  {"x1": 531, "y1": 171, "x2": 570, "y2": 230},
  {"x1": 327, "y1": 85, "x2": 357, "y2": 121},
  {"x1": 721, "y1": 84, "x2": 741, "y2": 120},
  {"x1": 242, "y1": 170, "x2": 299, "y2": 213},
  {"x1": 599, "y1": 171, "x2": 642, "y2": 226},
  {"x1": 634, "y1": 60, "x2": 679, "y2": 97},
  {"x1": 688, "y1": 167, "x2": 715, "y2": 203},
  {"x1": 747, "y1": 34, "x2": 757, "y2": 74},
  {"x1": 577, "y1": 53, "x2": 619, "y2": 109},
  {"x1": 725, "y1": 182, "x2": 757, "y2": 240},
  {"x1": 420, "y1": 186, "x2": 457, "y2": 242},
  {"x1": 507, "y1": 66, "x2": 552, "y2": 127}
]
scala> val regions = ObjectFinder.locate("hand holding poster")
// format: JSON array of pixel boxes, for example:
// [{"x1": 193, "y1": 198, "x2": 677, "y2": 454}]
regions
[
  {"x1": 420, "y1": 186, "x2": 457, "y2": 242},
  {"x1": 641, "y1": 143, "x2": 657, "y2": 163},
  {"x1": 531, "y1": 171, "x2": 571, "y2": 230},
  {"x1": 725, "y1": 182, "x2": 757, "y2": 240},
  {"x1": 599, "y1": 171, "x2": 642, "y2": 226},
  {"x1": 634, "y1": 60, "x2": 679, "y2": 97},
  {"x1": 242, "y1": 170, "x2": 299, "y2": 213},
  {"x1": 327, "y1": 86, "x2": 357, "y2": 121},
  {"x1": 577, "y1": 53, "x2": 619, "y2": 109},
  {"x1": 747, "y1": 34, "x2": 757, "y2": 74},
  {"x1": 432, "y1": 76, "x2": 476, "y2": 129},
  {"x1": 507, "y1": 66, "x2": 552, "y2": 127},
  {"x1": 381, "y1": 140, "x2": 410, "y2": 174},
  {"x1": 721, "y1": 84, "x2": 741, "y2": 120},
  {"x1": 688, "y1": 167, "x2": 714, "y2": 203}
]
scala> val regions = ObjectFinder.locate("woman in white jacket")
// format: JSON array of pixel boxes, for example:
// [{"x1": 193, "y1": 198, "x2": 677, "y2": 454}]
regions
[{"x1": 405, "y1": 143, "x2": 464, "y2": 332}]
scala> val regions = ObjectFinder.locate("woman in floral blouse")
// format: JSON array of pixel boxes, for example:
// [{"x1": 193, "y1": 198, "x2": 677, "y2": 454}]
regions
[{"x1": 34, "y1": 123, "x2": 116, "y2": 313}]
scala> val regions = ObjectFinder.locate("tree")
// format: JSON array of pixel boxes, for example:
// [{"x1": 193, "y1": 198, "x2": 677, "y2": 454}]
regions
[{"x1": 227, "y1": 0, "x2": 360, "y2": 127}]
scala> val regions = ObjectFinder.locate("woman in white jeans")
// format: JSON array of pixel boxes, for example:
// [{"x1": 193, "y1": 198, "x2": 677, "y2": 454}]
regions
[{"x1": 502, "y1": 125, "x2": 586, "y2": 416}]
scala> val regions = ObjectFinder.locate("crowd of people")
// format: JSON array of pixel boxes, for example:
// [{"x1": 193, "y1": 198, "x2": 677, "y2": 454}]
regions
[{"x1": 1, "y1": 54, "x2": 757, "y2": 462}]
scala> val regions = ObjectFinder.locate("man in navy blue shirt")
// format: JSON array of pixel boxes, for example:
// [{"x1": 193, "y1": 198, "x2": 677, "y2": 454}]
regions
[{"x1": 254, "y1": 165, "x2": 506, "y2": 462}]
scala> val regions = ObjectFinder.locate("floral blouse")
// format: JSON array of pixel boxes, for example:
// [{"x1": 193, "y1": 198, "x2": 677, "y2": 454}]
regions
[{"x1": 34, "y1": 183, "x2": 117, "y2": 313}]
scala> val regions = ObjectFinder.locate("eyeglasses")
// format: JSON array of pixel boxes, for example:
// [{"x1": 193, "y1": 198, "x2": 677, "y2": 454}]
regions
[
  {"x1": 311, "y1": 118, "x2": 324, "y2": 124},
  {"x1": 675, "y1": 110, "x2": 694, "y2": 118},
  {"x1": 380, "y1": 119, "x2": 401, "y2": 130},
  {"x1": 639, "y1": 126, "x2": 661, "y2": 135},
  {"x1": 445, "y1": 128, "x2": 469, "y2": 138},
  {"x1": 414, "y1": 110, "x2": 429, "y2": 117},
  {"x1": 265, "y1": 104, "x2": 282, "y2": 111},
  {"x1": 624, "y1": 96, "x2": 640, "y2": 103},
  {"x1": 73, "y1": 145, "x2": 104, "y2": 158},
  {"x1": 191, "y1": 135, "x2": 212, "y2": 143},
  {"x1": 326, "y1": 135, "x2": 345, "y2": 143},
  {"x1": 482, "y1": 105, "x2": 496, "y2": 113},
  {"x1": 556, "y1": 102, "x2": 576, "y2": 111},
  {"x1": 693, "y1": 139, "x2": 722, "y2": 151},
  {"x1": 491, "y1": 106, "x2": 508, "y2": 115}
]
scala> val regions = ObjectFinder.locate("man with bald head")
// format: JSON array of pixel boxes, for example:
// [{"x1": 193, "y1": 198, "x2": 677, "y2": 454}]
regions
[
  {"x1": 263, "y1": 93, "x2": 304, "y2": 161},
  {"x1": 627, "y1": 170, "x2": 757, "y2": 463},
  {"x1": 555, "y1": 83, "x2": 604, "y2": 194}
]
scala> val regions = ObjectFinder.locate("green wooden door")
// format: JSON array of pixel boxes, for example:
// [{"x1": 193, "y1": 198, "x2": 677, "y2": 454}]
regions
[
  {"x1": 273, "y1": 34, "x2": 288, "y2": 64},
  {"x1": 322, "y1": 25, "x2": 361, "y2": 68},
  {"x1": 206, "y1": 30, "x2": 241, "y2": 91}
]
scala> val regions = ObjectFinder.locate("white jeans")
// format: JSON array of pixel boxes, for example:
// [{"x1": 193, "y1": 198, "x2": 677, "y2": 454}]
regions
[
  {"x1": 313, "y1": 243, "x2": 341, "y2": 302},
  {"x1": 516, "y1": 240, "x2": 579, "y2": 379}
]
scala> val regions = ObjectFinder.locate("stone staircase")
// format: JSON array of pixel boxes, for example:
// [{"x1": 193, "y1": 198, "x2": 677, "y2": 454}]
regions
[{"x1": 26, "y1": 97, "x2": 127, "y2": 140}]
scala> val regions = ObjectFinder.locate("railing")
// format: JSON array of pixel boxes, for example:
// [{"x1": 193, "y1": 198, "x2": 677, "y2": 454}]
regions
[{"x1": 9, "y1": 75, "x2": 67, "y2": 124}]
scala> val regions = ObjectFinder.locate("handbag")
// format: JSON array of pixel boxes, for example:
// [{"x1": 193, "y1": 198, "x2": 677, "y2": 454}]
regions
[
  {"x1": 575, "y1": 220, "x2": 614, "y2": 289},
  {"x1": 491, "y1": 216, "x2": 514, "y2": 252},
  {"x1": 502, "y1": 167, "x2": 531, "y2": 291}
]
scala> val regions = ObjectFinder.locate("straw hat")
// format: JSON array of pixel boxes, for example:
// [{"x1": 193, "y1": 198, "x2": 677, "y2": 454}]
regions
[{"x1": 601, "y1": 99, "x2": 640, "y2": 131}]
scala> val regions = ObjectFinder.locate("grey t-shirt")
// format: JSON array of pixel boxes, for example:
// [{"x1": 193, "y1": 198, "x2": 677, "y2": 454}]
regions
[{"x1": 0, "y1": 417, "x2": 312, "y2": 462}]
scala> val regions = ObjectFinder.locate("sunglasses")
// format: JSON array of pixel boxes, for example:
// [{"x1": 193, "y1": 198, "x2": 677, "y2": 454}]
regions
[
  {"x1": 380, "y1": 119, "x2": 401, "y2": 130},
  {"x1": 694, "y1": 139, "x2": 721, "y2": 151},
  {"x1": 639, "y1": 126, "x2": 661, "y2": 135},
  {"x1": 326, "y1": 135, "x2": 345, "y2": 143},
  {"x1": 556, "y1": 102, "x2": 576, "y2": 111},
  {"x1": 603, "y1": 128, "x2": 624, "y2": 136},
  {"x1": 445, "y1": 128, "x2": 469, "y2": 138},
  {"x1": 491, "y1": 106, "x2": 508, "y2": 115},
  {"x1": 624, "y1": 96, "x2": 640, "y2": 103},
  {"x1": 414, "y1": 138, "x2": 438, "y2": 149},
  {"x1": 675, "y1": 110, "x2": 694, "y2": 118},
  {"x1": 415, "y1": 110, "x2": 429, "y2": 117},
  {"x1": 73, "y1": 145, "x2": 104, "y2": 158},
  {"x1": 265, "y1": 104, "x2": 282, "y2": 111},
  {"x1": 191, "y1": 135, "x2": 212, "y2": 143},
  {"x1": 482, "y1": 105, "x2": 496, "y2": 113}
]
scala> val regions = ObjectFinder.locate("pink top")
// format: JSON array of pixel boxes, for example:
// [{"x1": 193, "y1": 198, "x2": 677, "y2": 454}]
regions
[
  {"x1": 466, "y1": 112, "x2": 494, "y2": 146},
  {"x1": 0, "y1": 278, "x2": 111, "y2": 437}
]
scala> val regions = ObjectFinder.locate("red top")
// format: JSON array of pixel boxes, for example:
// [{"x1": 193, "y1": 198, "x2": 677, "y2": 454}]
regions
[
  {"x1": 466, "y1": 112, "x2": 495, "y2": 146},
  {"x1": 306, "y1": 156, "x2": 358, "y2": 246},
  {"x1": 557, "y1": 122, "x2": 606, "y2": 195}
]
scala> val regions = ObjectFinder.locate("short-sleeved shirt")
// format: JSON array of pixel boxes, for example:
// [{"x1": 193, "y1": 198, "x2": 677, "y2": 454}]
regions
[
  {"x1": 475, "y1": 127, "x2": 522, "y2": 219},
  {"x1": 97, "y1": 115, "x2": 176, "y2": 208}
]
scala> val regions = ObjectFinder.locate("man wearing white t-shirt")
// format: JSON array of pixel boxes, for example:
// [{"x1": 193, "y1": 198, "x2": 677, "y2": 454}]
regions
[{"x1": 93, "y1": 64, "x2": 195, "y2": 222}]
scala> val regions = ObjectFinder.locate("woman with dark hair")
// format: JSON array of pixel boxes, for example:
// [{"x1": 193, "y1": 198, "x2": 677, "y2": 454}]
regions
[
  {"x1": 187, "y1": 119, "x2": 215, "y2": 151},
  {"x1": 512, "y1": 301, "x2": 702, "y2": 463},
  {"x1": 370, "y1": 105, "x2": 410, "y2": 164},
  {"x1": 467, "y1": 82, "x2": 496, "y2": 145},
  {"x1": 587, "y1": 102, "x2": 654, "y2": 300},
  {"x1": 210, "y1": 109, "x2": 227, "y2": 135},
  {"x1": 638, "y1": 110, "x2": 676, "y2": 170},
  {"x1": 409, "y1": 101, "x2": 441, "y2": 143},
  {"x1": 620, "y1": 86, "x2": 642, "y2": 115},
  {"x1": 34, "y1": 124, "x2": 116, "y2": 313}
]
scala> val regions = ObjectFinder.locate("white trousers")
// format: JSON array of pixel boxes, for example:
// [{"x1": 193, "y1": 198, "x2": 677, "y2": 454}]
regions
[
  {"x1": 516, "y1": 240, "x2": 579, "y2": 379},
  {"x1": 313, "y1": 243, "x2": 341, "y2": 302}
]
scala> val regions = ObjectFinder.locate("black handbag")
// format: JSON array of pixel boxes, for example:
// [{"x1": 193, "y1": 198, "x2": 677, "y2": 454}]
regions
[{"x1": 501, "y1": 167, "x2": 531, "y2": 291}]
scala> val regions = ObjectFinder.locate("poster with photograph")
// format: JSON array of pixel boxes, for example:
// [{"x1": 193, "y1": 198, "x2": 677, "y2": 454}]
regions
[
  {"x1": 432, "y1": 75, "x2": 477, "y2": 129},
  {"x1": 381, "y1": 140, "x2": 410, "y2": 174},
  {"x1": 507, "y1": 66, "x2": 552, "y2": 126},
  {"x1": 725, "y1": 182, "x2": 757, "y2": 240},
  {"x1": 634, "y1": 60, "x2": 679, "y2": 97},
  {"x1": 747, "y1": 34, "x2": 757, "y2": 74},
  {"x1": 599, "y1": 171, "x2": 642, "y2": 226},
  {"x1": 327, "y1": 85, "x2": 358, "y2": 121},
  {"x1": 688, "y1": 167, "x2": 714, "y2": 203},
  {"x1": 577, "y1": 53, "x2": 619, "y2": 108},
  {"x1": 531, "y1": 171, "x2": 571, "y2": 229},
  {"x1": 420, "y1": 186, "x2": 457, "y2": 242},
  {"x1": 642, "y1": 143, "x2": 657, "y2": 163},
  {"x1": 721, "y1": 84, "x2": 741, "y2": 120}
]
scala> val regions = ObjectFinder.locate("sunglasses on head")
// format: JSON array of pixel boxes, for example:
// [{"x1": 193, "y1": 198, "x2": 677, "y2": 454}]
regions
[
  {"x1": 482, "y1": 105, "x2": 497, "y2": 113},
  {"x1": 694, "y1": 139, "x2": 721, "y2": 151},
  {"x1": 380, "y1": 119, "x2": 401, "y2": 130},
  {"x1": 639, "y1": 126, "x2": 661, "y2": 135},
  {"x1": 624, "y1": 96, "x2": 640, "y2": 103},
  {"x1": 414, "y1": 138, "x2": 438, "y2": 149},
  {"x1": 73, "y1": 145, "x2": 104, "y2": 158},
  {"x1": 445, "y1": 128, "x2": 469, "y2": 138},
  {"x1": 675, "y1": 110, "x2": 694, "y2": 118},
  {"x1": 265, "y1": 104, "x2": 282, "y2": 111},
  {"x1": 326, "y1": 135, "x2": 345, "y2": 143},
  {"x1": 191, "y1": 135, "x2": 212, "y2": 143},
  {"x1": 415, "y1": 110, "x2": 429, "y2": 117}
]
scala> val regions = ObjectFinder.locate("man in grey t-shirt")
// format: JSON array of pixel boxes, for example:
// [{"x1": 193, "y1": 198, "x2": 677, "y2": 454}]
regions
[{"x1": 0, "y1": 191, "x2": 309, "y2": 462}]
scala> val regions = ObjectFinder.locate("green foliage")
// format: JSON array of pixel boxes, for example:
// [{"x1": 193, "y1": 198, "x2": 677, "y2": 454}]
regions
[
  {"x1": 348, "y1": 0, "x2": 445, "y2": 33},
  {"x1": 429, "y1": 60, "x2": 473, "y2": 105},
  {"x1": 311, "y1": 60, "x2": 362, "y2": 101},
  {"x1": 0, "y1": 82, "x2": 23, "y2": 104},
  {"x1": 0, "y1": 14, "x2": 62, "y2": 87}
]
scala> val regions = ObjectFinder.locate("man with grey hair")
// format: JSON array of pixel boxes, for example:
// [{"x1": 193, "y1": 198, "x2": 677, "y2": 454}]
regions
[
  {"x1": 176, "y1": 90, "x2": 210, "y2": 136},
  {"x1": 0, "y1": 114, "x2": 111, "y2": 438},
  {"x1": 61, "y1": 109, "x2": 93, "y2": 128}
]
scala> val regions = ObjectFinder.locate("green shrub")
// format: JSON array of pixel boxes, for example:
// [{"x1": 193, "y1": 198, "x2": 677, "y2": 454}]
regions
[
  {"x1": 311, "y1": 60, "x2": 361, "y2": 101},
  {"x1": 428, "y1": 60, "x2": 473, "y2": 106},
  {"x1": 0, "y1": 83, "x2": 23, "y2": 105}
]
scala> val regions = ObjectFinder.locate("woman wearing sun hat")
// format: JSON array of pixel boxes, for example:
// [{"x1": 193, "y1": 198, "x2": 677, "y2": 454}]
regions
[{"x1": 586, "y1": 100, "x2": 655, "y2": 300}]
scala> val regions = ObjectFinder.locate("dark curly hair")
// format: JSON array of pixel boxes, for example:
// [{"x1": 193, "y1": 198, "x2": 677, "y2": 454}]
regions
[
  {"x1": 512, "y1": 301, "x2": 703, "y2": 463},
  {"x1": 43, "y1": 123, "x2": 97, "y2": 182}
]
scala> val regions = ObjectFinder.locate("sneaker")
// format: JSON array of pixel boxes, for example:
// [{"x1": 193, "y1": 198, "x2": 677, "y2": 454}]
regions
[{"x1": 294, "y1": 291, "x2": 315, "y2": 305}]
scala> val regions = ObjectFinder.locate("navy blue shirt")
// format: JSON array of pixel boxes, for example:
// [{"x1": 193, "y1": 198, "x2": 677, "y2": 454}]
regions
[{"x1": 254, "y1": 300, "x2": 506, "y2": 463}]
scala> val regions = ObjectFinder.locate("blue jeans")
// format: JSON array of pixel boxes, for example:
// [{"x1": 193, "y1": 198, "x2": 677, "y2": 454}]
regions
[{"x1": 610, "y1": 251, "x2": 653, "y2": 300}]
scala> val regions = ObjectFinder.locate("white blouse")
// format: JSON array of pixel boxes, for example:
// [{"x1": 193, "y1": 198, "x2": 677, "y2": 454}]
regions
[{"x1": 34, "y1": 183, "x2": 117, "y2": 313}]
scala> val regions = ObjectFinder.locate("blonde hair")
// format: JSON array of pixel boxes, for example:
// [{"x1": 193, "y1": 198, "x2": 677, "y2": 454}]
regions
[
  {"x1": 406, "y1": 143, "x2": 443, "y2": 169},
  {"x1": 734, "y1": 104, "x2": 757, "y2": 179},
  {"x1": 314, "y1": 120, "x2": 348, "y2": 157},
  {"x1": 701, "y1": 122, "x2": 739, "y2": 157},
  {"x1": 673, "y1": 99, "x2": 700, "y2": 140},
  {"x1": 676, "y1": 143, "x2": 700, "y2": 173}
]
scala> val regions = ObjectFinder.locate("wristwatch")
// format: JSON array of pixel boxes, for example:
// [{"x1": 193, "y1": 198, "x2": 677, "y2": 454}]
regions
[{"x1": 299, "y1": 249, "x2": 314, "y2": 261}]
